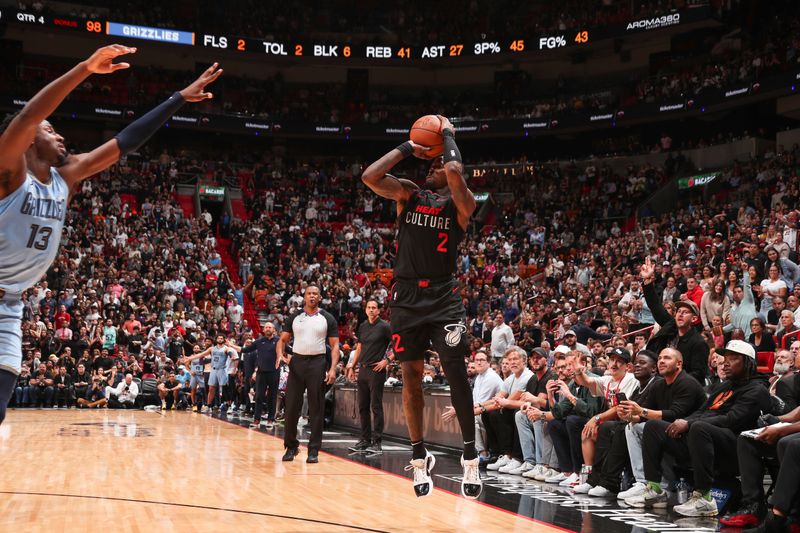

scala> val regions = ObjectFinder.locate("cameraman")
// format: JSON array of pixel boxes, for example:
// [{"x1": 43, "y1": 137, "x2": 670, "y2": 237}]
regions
[
  {"x1": 104, "y1": 374, "x2": 139, "y2": 408},
  {"x1": 77, "y1": 376, "x2": 108, "y2": 408}
]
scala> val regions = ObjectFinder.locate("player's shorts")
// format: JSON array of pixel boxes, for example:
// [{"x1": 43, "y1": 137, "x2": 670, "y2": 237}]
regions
[
  {"x1": 0, "y1": 297, "x2": 24, "y2": 375},
  {"x1": 390, "y1": 278, "x2": 467, "y2": 362},
  {"x1": 208, "y1": 368, "x2": 228, "y2": 387},
  {"x1": 190, "y1": 375, "x2": 205, "y2": 389}
]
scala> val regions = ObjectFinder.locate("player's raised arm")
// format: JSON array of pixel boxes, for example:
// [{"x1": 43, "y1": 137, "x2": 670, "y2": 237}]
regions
[
  {"x1": 0, "y1": 44, "x2": 135, "y2": 194},
  {"x1": 438, "y1": 116, "x2": 476, "y2": 230},
  {"x1": 58, "y1": 62, "x2": 222, "y2": 187},
  {"x1": 361, "y1": 142, "x2": 428, "y2": 203}
]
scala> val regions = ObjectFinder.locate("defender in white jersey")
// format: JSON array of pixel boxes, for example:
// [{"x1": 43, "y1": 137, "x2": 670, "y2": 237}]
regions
[{"x1": 0, "y1": 44, "x2": 222, "y2": 425}]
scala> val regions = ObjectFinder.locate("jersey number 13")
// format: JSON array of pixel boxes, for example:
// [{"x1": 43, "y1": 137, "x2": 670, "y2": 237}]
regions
[{"x1": 26, "y1": 224, "x2": 53, "y2": 251}]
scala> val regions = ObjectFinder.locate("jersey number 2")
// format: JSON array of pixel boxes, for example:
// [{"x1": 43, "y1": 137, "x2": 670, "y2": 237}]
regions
[
  {"x1": 437, "y1": 232, "x2": 448, "y2": 253},
  {"x1": 392, "y1": 334, "x2": 405, "y2": 353},
  {"x1": 26, "y1": 224, "x2": 53, "y2": 251}
]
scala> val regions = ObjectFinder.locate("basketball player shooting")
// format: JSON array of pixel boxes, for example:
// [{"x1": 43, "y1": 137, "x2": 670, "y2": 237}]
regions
[
  {"x1": 361, "y1": 116, "x2": 481, "y2": 499},
  {"x1": 0, "y1": 44, "x2": 222, "y2": 426}
]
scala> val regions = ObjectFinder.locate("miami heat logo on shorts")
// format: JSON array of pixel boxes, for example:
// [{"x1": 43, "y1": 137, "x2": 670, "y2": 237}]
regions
[{"x1": 443, "y1": 323, "x2": 467, "y2": 347}]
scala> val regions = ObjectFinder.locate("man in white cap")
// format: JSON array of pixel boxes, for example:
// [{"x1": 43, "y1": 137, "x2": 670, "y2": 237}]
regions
[{"x1": 626, "y1": 339, "x2": 771, "y2": 517}]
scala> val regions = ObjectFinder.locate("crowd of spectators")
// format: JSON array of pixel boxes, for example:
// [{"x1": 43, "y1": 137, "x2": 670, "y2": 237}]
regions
[
  {"x1": 4, "y1": 95, "x2": 800, "y2": 530},
  {"x1": 226, "y1": 134, "x2": 799, "y2": 526},
  {"x1": 9, "y1": 152, "x2": 256, "y2": 411}
]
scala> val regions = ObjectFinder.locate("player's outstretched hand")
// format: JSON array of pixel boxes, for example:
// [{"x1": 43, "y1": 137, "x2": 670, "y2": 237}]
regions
[
  {"x1": 84, "y1": 44, "x2": 137, "y2": 75},
  {"x1": 180, "y1": 63, "x2": 223, "y2": 102}
]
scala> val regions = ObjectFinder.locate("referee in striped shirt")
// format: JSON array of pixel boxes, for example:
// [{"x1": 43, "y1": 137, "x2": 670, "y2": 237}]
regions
[{"x1": 278, "y1": 285, "x2": 340, "y2": 463}]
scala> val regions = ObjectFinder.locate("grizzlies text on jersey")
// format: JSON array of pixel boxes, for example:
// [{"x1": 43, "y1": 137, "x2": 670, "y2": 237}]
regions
[
  {"x1": 0, "y1": 168, "x2": 68, "y2": 294},
  {"x1": 0, "y1": 168, "x2": 69, "y2": 373}
]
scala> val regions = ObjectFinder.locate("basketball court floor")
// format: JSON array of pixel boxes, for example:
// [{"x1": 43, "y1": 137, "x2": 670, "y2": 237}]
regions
[{"x1": 0, "y1": 409, "x2": 721, "y2": 532}]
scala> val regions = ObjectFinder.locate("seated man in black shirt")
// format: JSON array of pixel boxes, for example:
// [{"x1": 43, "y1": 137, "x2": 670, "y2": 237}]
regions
[
  {"x1": 513, "y1": 348, "x2": 557, "y2": 476},
  {"x1": 158, "y1": 372, "x2": 184, "y2": 410},
  {"x1": 71, "y1": 363, "x2": 91, "y2": 402},
  {"x1": 52, "y1": 366, "x2": 74, "y2": 408},
  {"x1": 626, "y1": 340, "x2": 771, "y2": 517}
]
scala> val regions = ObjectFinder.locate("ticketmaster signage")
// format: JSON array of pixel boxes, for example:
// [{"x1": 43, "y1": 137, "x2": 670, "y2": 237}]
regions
[{"x1": 678, "y1": 172, "x2": 719, "y2": 190}]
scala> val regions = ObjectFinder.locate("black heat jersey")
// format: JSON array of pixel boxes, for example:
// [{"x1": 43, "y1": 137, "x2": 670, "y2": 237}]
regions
[{"x1": 394, "y1": 189, "x2": 465, "y2": 280}]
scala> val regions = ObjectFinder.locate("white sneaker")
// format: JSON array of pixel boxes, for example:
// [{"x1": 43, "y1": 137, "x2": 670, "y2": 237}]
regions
[
  {"x1": 460, "y1": 456, "x2": 482, "y2": 499},
  {"x1": 498, "y1": 458, "x2": 523, "y2": 473},
  {"x1": 673, "y1": 491, "x2": 718, "y2": 517},
  {"x1": 617, "y1": 481, "x2": 648, "y2": 500},
  {"x1": 487, "y1": 455, "x2": 511, "y2": 471},
  {"x1": 559, "y1": 472, "x2": 580, "y2": 487},
  {"x1": 523, "y1": 464, "x2": 545, "y2": 479},
  {"x1": 588, "y1": 485, "x2": 614, "y2": 497},
  {"x1": 573, "y1": 482, "x2": 593, "y2": 494},
  {"x1": 404, "y1": 451, "x2": 436, "y2": 498},
  {"x1": 535, "y1": 467, "x2": 558, "y2": 481},
  {"x1": 507, "y1": 462, "x2": 535, "y2": 476},
  {"x1": 625, "y1": 485, "x2": 668, "y2": 508},
  {"x1": 545, "y1": 471, "x2": 567, "y2": 484}
]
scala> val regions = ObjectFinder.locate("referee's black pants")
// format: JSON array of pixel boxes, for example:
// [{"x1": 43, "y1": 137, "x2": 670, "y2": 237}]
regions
[
  {"x1": 357, "y1": 364, "x2": 386, "y2": 443},
  {"x1": 253, "y1": 370, "x2": 280, "y2": 422},
  {"x1": 283, "y1": 355, "x2": 326, "y2": 453}
]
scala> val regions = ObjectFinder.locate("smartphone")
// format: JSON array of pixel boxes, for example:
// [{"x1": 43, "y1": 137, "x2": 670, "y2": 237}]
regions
[{"x1": 615, "y1": 392, "x2": 627, "y2": 403}]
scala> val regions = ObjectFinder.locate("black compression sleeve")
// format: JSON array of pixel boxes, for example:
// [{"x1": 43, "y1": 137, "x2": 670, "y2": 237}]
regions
[
  {"x1": 442, "y1": 129, "x2": 461, "y2": 164},
  {"x1": 116, "y1": 91, "x2": 186, "y2": 156},
  {"x1": 396, "y1": 141, "x2": 413, "y2": 158}
]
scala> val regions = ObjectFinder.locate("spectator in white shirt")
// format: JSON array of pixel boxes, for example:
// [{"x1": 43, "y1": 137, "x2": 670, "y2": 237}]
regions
[
  {"x1": 105, "y1": 374, "x2": 139, "y2": 408},
  {"x1": 444, "y1": 350, "x2": 502, "y2": 462},
  {"x1": 228, "y1": 302, "x2": 244, "y2": 325},
  {"x1": 482, "y1": 347, "x2": 534, "y2": 472},
  {"x1": 491, "y1": 313, "x2": 515, "y2": 360}
]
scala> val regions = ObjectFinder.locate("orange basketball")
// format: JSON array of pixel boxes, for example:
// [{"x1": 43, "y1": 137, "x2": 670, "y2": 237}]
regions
[{"x1": 410, "y1": 115, "x2": 443, "y2": 157}]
